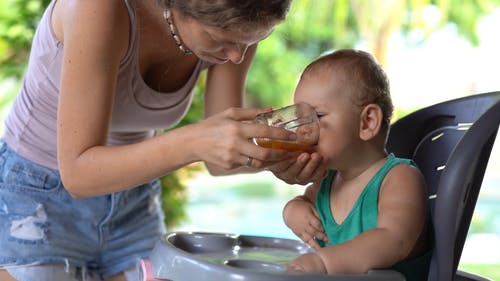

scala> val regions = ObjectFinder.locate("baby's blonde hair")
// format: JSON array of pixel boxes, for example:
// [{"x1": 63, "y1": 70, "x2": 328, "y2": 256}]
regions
[{"x1": 302, "y1": 49, "x2": 393, "y2": 134}]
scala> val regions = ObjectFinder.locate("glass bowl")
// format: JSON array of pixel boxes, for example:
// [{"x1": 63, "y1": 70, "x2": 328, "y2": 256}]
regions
[{"x1": 254, "y1": 102, "x2": 319, "y2": 151}]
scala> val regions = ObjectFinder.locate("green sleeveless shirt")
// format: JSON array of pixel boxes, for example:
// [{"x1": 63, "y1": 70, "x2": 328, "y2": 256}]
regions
[{"x1": 315, "y1": 153, "x2": 432, "y2": 281}]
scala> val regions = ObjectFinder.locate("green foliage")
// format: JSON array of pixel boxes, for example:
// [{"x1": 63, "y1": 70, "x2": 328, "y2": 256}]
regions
[
  {"x1": 0, "y1": 80, "x2": 17, "y2": 108},
  {"x1": 0, "y1": 0, "x2": 51, "y2": 79},
  {"x1": 160, "y1": 164, "x2": 203, "y2": 229},
  {"x1": 392, "y1": 107, "x2": 420, "y2": 123},
  {"x1": 246, "y1": 0, "x2": 361, "y2": 108},
  {"x1": 281, "y1": 1, "x2": 359, "y2": 51},
  {"x1": 220, "y1": 181, "x2": 277, "y2": 198},
  {"x1": 459, "y1": 263, "x2": 500, "y2": 281},
  {"x1": 446, "y1": 0, "x2": 500, "y2": 45},
  {"x1": 400, "y1": 0, "x2": 500, "y2": 46},
  {"x1": 246, "y1": 36, "x2": 306, "y2": 107},
  {"x1": 469, "y1": 209, "x2": 499, "y2": 233}
]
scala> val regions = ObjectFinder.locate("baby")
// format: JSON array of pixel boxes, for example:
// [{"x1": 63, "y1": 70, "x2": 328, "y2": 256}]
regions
[{"x1": 282, "y1": 49, "x2": 432, "y2": 281}]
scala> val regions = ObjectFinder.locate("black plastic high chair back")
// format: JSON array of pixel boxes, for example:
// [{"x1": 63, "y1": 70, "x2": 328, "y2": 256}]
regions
[{"x1": 386, "y1": 91, "x2": 500, "y2": 281}]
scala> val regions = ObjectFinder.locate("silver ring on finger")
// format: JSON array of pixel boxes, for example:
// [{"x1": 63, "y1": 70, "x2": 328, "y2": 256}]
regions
[{"x1": 245, "y1": 156, "x2": 253, "y2": 167}]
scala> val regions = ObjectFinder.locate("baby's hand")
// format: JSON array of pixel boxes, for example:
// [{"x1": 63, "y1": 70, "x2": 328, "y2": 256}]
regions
[
  {"x1": 286, "y1": 253, "x2": 327, "y2": 274},
  {"x1": 283, "y1": 199, "x2": 329, "y2": 250}
]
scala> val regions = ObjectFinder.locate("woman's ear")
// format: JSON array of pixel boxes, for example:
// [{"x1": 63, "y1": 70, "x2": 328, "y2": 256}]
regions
[{"x1": 359, "y1": 104, "x2": 382, "y2": 141}]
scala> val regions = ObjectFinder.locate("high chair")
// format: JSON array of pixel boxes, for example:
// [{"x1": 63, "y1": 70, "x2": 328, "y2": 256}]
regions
[
  {"x1": 141, "y1": 92, "x2": 500, "y2": 281},
  {"x1": 386, "y1": 91, "x2": 500, "y2": 281}
]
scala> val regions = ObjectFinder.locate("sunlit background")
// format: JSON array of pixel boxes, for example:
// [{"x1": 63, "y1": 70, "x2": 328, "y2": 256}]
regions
[{"x1": 1, "y1": 0, "x2": 499, "y2": 280}]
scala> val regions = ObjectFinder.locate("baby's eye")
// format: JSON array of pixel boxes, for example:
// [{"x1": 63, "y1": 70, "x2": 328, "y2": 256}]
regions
[{"x1": 316, "y1": 112, "x2": 326, "y2": 119}]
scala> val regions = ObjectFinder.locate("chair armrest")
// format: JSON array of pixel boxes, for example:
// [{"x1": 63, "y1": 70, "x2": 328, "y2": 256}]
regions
[{"x1": 365, "y1": 269, "x2": 406, "y2": 281}]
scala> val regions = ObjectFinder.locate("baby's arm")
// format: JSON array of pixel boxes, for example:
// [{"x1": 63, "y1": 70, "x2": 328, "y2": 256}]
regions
[
  {"x1": 291, "y1": 164, "x2": 428, "y2": 274},
  {"x1": 283, "y1": 182, "x2": 328, "y2": 250}
]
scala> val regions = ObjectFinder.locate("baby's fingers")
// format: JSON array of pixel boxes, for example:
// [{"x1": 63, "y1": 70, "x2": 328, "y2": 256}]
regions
[
  {"x1": 308, "y1": 216, "x2": 324, "y2": 232},
  {"x1": 299, "y1": 231, "x2": 314, "y2": 244},
  {"x1": 309, "y1": 240, "x2": 323, "y2": 251},
  {"x1": 301, "y1": 232, "x2": 322, "y2": 251},
  {"x1": 285, "y1": 261, "x2": 305, "y2": 273},
  {"x1": 309, "y1": 209, "x2": 326, "y2": 232},
  {"x1": 312, "y1": 231, "x2": 328, "y2": 244}
]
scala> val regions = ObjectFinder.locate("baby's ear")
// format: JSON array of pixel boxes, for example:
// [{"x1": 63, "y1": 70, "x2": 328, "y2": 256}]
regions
[{"x1": 359, "y1": 104, "x2": 383, "y2": 141}]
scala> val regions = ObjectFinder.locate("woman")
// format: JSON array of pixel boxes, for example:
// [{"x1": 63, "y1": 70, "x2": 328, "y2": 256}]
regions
[{"x1": 0, "y1": 0, "x2": 324, "y2": 280}]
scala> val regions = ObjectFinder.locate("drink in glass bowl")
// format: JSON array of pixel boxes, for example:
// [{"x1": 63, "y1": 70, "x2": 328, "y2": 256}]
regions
[{"x1": 254, "y1": 102, "x2": 319, "y2": 151}]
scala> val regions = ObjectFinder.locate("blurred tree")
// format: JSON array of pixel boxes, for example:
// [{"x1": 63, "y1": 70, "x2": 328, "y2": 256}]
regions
[
  {"x1": 352, "y1": 0, "x2": 500, "y2": 66},
  {"x1": 246, "y1": 0, "x2": 360, "y2": 107},
  {"x1": 2, "y1": 0, "x2": 498, "y2": 107},
  {"x1": 0, "y1": 0, "x2": 51, "y2": 79}
]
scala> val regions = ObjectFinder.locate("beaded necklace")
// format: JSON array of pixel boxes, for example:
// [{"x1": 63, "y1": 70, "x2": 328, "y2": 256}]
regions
[{"x1": 163, "y1": 9, "x2": 192, "y2": 55}]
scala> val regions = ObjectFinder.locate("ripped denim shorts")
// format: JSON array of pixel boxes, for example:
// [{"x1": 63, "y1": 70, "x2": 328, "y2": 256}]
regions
[{"x1": 0, "y1": 140, "x2": 166, "y2": 280}]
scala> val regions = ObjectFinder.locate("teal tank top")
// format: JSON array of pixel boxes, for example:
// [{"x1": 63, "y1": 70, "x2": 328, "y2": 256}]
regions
[{"x1": 315, "y1": 153, "x2": 431, "y2": 281}]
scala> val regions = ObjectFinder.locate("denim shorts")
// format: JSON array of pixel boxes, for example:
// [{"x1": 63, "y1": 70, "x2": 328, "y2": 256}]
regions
[{"x1": 0, "y1": 140, "x2": 167, "y2": 280}]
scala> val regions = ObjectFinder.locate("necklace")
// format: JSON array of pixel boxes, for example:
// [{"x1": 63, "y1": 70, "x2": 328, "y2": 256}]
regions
[{"x1": 163, "y1": 9, "x2": 192, "y2": 55}]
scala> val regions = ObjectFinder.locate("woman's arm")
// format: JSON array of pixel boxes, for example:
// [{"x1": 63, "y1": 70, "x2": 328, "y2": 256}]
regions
[{"x1": 56, "y1": 0, "x2": 158, "y2": 196}]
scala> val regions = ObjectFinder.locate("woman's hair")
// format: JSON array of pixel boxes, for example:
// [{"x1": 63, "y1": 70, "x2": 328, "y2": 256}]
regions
[
  {"x1": 161, "y1": 0, "x2": 292, "y2": 30},
  {"x1": 303, "y1": 49, "x2": 393, "y2": 134}
]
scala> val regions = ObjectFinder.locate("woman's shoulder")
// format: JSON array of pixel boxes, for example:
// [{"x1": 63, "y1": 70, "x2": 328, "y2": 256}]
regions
[
  {"x1": 55, "y1": 0, "x2": 131, "y2": 24},
  {"x1": 53, "y1": 0, "x2": 131, "y2": 45},
  {"x1": 52, "y1": 0, "x2": 132, "y2": 63}
]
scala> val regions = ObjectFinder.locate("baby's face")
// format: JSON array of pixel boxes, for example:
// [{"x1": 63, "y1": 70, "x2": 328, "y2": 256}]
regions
[{"x1": 293, "y1": 73, "x2": 362, "y2": 168}]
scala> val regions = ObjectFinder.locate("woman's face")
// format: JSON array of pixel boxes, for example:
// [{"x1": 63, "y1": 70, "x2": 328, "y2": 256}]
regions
[
  {"x1": 174, "y1": 11, "x2": 276, "y2": 64},
  {"x1": 294, "y1": 71, "x2": 362, "y2": 168}
]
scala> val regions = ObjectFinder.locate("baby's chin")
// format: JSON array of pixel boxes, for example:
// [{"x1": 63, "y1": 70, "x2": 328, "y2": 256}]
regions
[
  {"x1": 321, "y1": 156, "x2": 336, "y2": 169},
  {"x1": 308, "y1": 145, "x2": 320, "y2": 155}
]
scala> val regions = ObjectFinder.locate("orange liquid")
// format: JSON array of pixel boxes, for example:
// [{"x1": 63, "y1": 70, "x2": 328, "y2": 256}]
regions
[{"x1": 255, "y1": 138, "x2": 313, "y2": 151}]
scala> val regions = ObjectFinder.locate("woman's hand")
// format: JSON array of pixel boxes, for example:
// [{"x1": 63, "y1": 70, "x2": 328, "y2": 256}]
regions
[
  {"x1": 283, "y1": 197, "x2": 328, "y2": 250},
  {"x1": 194, "y1": 107, "x2": 296, "y2": 172},
  {"x1": 268, "y1": 152, "x2": 326, "y2": 185}
]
